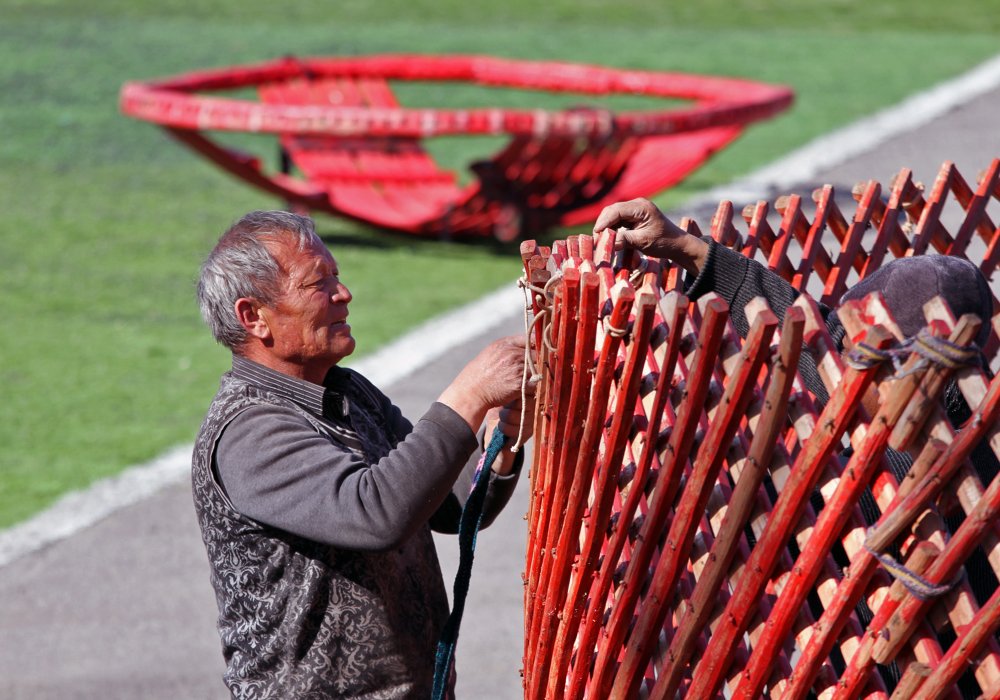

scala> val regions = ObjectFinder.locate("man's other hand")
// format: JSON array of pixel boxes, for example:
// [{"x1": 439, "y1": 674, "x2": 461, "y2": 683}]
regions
[
  {"x1": 438, "y1": 335, "x2": 528, "y2": 433},
  {"x1": 593, "y1": 197, "x2": 709, "y2": 276}
]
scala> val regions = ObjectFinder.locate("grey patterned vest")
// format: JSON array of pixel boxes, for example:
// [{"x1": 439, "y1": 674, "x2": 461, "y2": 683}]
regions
[{"x1": 192, "y1": 371, "x2": 451, "y2": 699}]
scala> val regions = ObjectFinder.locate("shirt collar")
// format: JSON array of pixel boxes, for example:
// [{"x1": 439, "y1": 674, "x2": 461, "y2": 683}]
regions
[{"x1": 231, "y1": 355, "x2": 350, "y2": 418}]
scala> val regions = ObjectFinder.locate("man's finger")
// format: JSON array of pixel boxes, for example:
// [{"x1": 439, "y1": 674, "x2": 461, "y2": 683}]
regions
[
  {"x1": 594, "y1": 202, "x2": 634, "y2": 233},
  {"x1": 593, "y1": 198, "x2": 650, "y2": 234},
  {"x1": 593, "y1": 214, "x2": 621, "y2": 235}
]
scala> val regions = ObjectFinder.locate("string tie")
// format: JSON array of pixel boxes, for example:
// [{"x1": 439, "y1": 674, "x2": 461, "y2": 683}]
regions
[
  {"x1": 603, "y1": 316, "x2": 629, "y2": 339},
  {"x1": 512, "y1": 272, "x2": 561, "y2": 452},
  {"x1": 863, "y1": 541, "x2": 962, "y2": 601},
  {"x1": 844, "y1": 327, "x2": 980, "y2": 377}
]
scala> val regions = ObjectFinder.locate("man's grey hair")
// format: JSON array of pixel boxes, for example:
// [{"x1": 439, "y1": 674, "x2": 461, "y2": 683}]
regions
[{"x1": 197, "y1": 210, "x2": 320, "y2": 351}]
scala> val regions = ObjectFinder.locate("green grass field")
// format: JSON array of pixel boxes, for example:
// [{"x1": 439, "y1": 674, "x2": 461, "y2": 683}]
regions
[{"x1": 1, "y1": 1, "x2": 998, "y2": 528}]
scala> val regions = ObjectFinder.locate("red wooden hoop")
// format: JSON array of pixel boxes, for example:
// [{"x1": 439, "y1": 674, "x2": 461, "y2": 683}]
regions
[{"x1": 120, "y1": 55, "x2": 793, "y2": 240}]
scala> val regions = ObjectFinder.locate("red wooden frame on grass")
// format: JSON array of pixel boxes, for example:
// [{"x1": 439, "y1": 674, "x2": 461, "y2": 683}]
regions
[{"x1": 120, "y1": 55, "x2": 792, "y2": 240}]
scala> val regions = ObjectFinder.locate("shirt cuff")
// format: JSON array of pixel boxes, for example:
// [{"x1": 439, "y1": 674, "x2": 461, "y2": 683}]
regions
[
  {"x1": 684, "y1": 237, "x2": 749, "y2": 308},
  {"x1": 683, "y1": 235, "x2": 718, "y2": 299}
]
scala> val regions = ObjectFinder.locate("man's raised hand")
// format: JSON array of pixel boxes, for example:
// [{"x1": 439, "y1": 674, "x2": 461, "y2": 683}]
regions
[{"x1": 593, "y1": 197, "x2": 709, "y2": 276}]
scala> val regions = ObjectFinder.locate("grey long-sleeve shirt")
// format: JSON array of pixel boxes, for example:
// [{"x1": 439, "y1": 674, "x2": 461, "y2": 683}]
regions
[
  {"x1": 685, "y1": 237, "x2": 844, "y2": 406},
  {"x1": 215, "y1": 355, "x2": 521, "y2": 550}
]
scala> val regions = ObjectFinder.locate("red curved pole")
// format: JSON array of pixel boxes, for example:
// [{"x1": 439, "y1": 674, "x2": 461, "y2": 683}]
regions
[{"x1": 120, "y1": 55, "x2": 793, "y2": 139}]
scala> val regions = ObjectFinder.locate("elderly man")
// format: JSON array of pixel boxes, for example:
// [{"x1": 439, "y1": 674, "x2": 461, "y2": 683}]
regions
[{"x1": 192, "y1": 210, "x2": 529, "y2": 698}]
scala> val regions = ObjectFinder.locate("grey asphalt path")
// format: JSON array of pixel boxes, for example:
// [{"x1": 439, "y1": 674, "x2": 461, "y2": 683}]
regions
[{"x1": 1, "y1": 83, "x2": 998, "y2": 700}]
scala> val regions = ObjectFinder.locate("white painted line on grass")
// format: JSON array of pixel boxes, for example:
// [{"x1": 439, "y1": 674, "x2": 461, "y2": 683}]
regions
[{"x1": 3, "y1": 51, "x2": 999, "y2": 569}]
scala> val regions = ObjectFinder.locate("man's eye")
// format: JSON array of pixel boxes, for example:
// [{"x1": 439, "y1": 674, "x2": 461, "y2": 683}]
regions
[{"x1": 309, "y1": 276, "x2": 338, "y2": 289}]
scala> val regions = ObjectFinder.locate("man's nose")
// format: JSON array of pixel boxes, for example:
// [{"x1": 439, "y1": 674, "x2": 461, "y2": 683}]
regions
[{"x1": 333, "y1": 282, "x2": 352, "y2": 303}]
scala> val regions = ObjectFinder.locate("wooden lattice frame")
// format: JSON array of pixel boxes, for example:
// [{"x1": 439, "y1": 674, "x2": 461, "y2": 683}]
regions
[{"x1": 520, "y1": 158, "x2": 1000, "y2": 699}]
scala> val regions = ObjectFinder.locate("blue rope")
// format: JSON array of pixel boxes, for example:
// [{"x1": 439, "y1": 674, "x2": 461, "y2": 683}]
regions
[{"x1": 432, "y1": 427, "x2": 508, "y2": 700}]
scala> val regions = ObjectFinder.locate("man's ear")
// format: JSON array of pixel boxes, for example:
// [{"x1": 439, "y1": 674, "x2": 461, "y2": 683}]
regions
[{"x1": 234, "y1": 298, "x2": 271, "y2": 341}]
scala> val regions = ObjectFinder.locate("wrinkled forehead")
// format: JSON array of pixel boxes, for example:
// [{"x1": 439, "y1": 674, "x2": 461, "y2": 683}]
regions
[{"x1": 266, "y1": 234, "x2": 338, "y2": 280}]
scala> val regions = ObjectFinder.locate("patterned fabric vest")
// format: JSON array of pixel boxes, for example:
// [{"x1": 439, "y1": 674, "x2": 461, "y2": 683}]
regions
[{"x1": 191, "y1": 371, "x2": 451, "y2": 699}]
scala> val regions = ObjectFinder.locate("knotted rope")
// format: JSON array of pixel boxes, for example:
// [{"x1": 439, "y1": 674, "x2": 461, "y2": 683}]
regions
[
  {"x1": 863, "y1": 541, "x2": 963, "y2": 601},
  {"x1": 603, "y1": 315, "x2": 630, "y2": 339},
  {"x1": 845, "y1": 327, "x2": 981, "y2": 376}
]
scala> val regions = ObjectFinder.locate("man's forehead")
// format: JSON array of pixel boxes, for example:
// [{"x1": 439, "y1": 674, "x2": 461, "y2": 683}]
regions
[{"x1": 269, "y1": 236, "x2": 337, "y2": 273}]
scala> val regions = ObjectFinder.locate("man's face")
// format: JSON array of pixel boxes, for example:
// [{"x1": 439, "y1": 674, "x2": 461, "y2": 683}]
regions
[{"x1": 260, "y1": 236, "x2": 355, "y2": 381}]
